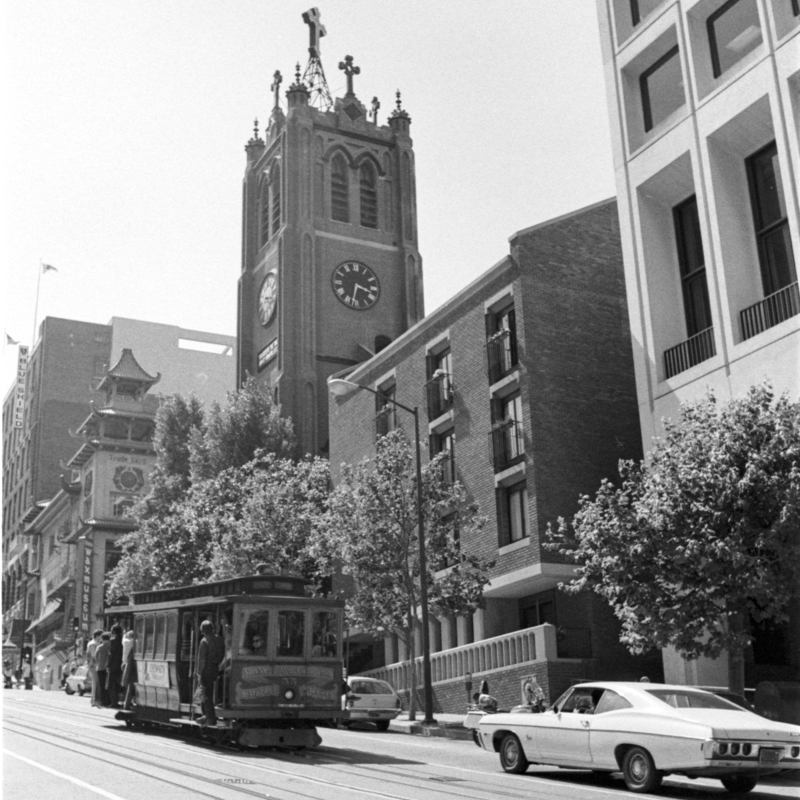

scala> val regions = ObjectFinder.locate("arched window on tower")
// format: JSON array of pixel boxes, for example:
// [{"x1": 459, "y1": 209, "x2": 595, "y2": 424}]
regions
[
  {"x1": 331, "y1": 156, "x2": 350, "y2": 223},
  {"x1": 259, "y1": 179, "x2": 270, "y2": 247},
  {"x1": 270, "y1": 164, "x2": 281, "y2": 236},
  {"x1": 360, "y1": 163, "x2": 378, "y2": 228}
]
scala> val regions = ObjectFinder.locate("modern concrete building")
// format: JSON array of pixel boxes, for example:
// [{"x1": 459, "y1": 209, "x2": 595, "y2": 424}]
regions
[
  {"x1": 329, "y1": 200, "x2": 663, "y2": 712},
  {"x1": 595, "y1": 0, "x2": 799, "y2": 686}
]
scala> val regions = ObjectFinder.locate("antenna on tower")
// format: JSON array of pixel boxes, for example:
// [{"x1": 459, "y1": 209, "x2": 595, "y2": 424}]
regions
[{"x1": 301, "y1": 7, "x2": 334, "y2": 111}]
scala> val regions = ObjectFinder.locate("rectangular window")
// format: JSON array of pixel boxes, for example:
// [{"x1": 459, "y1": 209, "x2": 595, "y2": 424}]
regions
[
  {"x1": 277, "y1": 610, "x2": 305, "y2": 657},
  {"x1": 311, "y1": 611, "x2": 339, "y2": 658},
  {"x1": 497, "y1": 481, "x2": 529, "y2": 546},
  {"x1": 640, "y1": 46, "x2": 684, "y2": 132},
  {"x1": 674, "y1": 196, "x2": 712, "y2": 336},
  {"x1": 708, "y1": 0, "x2": 762, "y2": 78},
  {"x1": 793, "y1": 0, "x2": 800, "y2": 17},
  {"x1": 431, "y1": 428, "x2": 456, "y2": 485},
  {"x1": 520, "y1": 591, "x2": 556, "y2": 628},
  {"x1": 747, "y1": 142, "x2": 797, "y2": 296},
  {"x1": 238, "y1": 608, "x2": 270, "y2": 656},
  {"x1": 426, "y1": 349, "x2": 454, "y2": 419},
  {"x1": 487, "y1": 305, "x2": 518, "y2": 382},
  {"x1": 375, "y1": 383, "x2": 397, "y2": 437},
  {"x1": 630, "y1": 0, "x2": 663, "y2": 26}
]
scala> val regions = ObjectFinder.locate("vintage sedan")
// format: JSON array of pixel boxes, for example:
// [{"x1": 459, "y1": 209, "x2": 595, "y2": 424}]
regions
[
  {"x1": 476, "y1": 681, "x2": 800, "y2": 794},
  {"x1": 64, "y1": 665, "x2": 93, "y2": 696}
]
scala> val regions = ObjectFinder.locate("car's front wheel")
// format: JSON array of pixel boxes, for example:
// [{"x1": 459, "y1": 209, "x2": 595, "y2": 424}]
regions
[
  {"x1": 499, "y1": 733, "x2": 528, "y2": 774},
  {"x1": 64, "y1": 685, "x2": 74, "y2": 695},
  {"x1": 622, "y1": 746, "x2": 663, "y2": 793},
  {"x1": 720, "y1": 776, "x2": 758, "y2": 794}
]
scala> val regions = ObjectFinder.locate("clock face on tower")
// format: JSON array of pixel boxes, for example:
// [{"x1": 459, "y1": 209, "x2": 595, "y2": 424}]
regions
[
  {"x1": 331, "y1": 261, "x2": 380, "y2": 310},
  {"x1": 258, "y1": 272, "x2": 278, "y2": 326}
]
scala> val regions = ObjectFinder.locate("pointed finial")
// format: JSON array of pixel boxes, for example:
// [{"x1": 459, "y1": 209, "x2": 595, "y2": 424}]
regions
[
  {"x1": 271, "y1": 71, "x2": 283, "y2": 110},
  {"x1": 396, "y1": 90, "x2": 402, "y2": 111},
  {"x1": 295, "y1": 62, "x2": 302, "y2": 83},
  {"x1": 247, "y1": 117, "x2": 265, "y2": 149},
  {"x1": 253, "y1": 118, "x2": 260, "y2": 139}
]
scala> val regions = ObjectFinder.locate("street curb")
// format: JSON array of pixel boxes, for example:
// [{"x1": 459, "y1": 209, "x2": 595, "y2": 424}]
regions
[{"x1": 391, "y1": 723, "x2": 473, "y2": 740}]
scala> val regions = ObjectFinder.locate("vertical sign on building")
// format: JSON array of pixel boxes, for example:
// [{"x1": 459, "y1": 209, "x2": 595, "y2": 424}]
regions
[
  {"x1": 80, "y1": 539, "x2": 94, "y2": 636},
  {"x1": 13, "y1": 345, "x2": 29, "y2": 428}
]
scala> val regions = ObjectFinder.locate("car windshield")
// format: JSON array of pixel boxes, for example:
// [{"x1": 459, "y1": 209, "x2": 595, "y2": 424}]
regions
[
  {"x1": 647, "y1": 689, "x2": 745, "y2": 710},
  {"x1": 351, "y1": 680, "x2": 393, "y2": 695}
]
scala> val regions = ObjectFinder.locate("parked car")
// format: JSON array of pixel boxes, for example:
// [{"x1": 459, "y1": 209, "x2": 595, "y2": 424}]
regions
[
  {"x1": 341, "y1": 676, "x2": 402, "y2": 732},
  {"x1": 476, "y1": 681, "x2": 800, "y2": 794},
  {"x1": 696, "y1": 686, "x2": 755, "y2": 712},
  {"x1": 64, "y1": 665, "x2": 93, "y2": 696}
]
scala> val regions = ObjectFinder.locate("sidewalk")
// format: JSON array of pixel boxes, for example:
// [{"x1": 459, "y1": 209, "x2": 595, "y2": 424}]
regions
[{"x1": 388, "y1": 712, "x2": 472, "y2": 740}]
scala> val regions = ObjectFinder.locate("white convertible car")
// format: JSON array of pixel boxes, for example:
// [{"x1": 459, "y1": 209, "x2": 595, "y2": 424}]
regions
[{"x1": 476, "y1": 681, "x2": 800, "y2": 794}]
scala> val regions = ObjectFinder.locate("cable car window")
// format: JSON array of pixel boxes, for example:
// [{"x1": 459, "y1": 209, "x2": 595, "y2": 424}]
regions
[
  {"x1": 238, "y1": 608, "x2": 270, "y2": 656},
  {"x1": 155, "y1": 614, "x2": 167, "y2": 658},
  {"x1": 277, "y1": 610, "x2": 305, "y2": 657},
  {"x1": 180, "y1": 613, "x2": 195, "y2": 661},
  {"x1": 134, "y1": 616, "x2": 145, "y2": 659},
  {"x1": 144, "y1": 615, "x2": 156, "y2": 659},
  {"x1": 166, "y1": 612, "x2": 178, "y2": 657},
  {"x1": 311, "y1": 611, "x2": 339, "y2": 657}
]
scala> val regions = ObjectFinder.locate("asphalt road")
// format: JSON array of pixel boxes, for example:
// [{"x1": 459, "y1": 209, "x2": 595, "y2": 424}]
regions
[{"x1": 3, "y1": 689, "x2": 799, "y2": 800}]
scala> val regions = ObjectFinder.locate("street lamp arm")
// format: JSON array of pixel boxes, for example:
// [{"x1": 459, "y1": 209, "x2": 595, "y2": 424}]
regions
[{"x1": 327, "y1": 378, "x2": 416, "y2": 415}]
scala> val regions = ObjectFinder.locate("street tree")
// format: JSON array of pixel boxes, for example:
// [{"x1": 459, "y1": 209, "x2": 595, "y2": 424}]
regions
[
  {"x1": 326, "y1": 431, "x2": 493, "y2": 720},
  {"x1": 548, "y1": 385, "x2": 800, "y2": 694}
]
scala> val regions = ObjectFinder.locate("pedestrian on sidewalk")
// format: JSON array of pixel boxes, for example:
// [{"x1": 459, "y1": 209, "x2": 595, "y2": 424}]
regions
[
  {"x1": 86, "y1": 629, "x2": 103, "y2": 707},
  {"x1": 21, "y1": 657, "x2": 33, "y2": 690},
  {"x1": 95, "y1": 632, "x2": 111, "y2": 707}
]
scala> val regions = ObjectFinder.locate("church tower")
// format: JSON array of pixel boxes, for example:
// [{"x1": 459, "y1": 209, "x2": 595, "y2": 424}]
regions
[{"x1": 237, "y1": 8, "x2": 424, "y2": 457}]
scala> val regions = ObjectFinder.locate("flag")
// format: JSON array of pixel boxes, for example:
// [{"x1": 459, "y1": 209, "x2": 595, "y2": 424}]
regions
[
  {"x1": 42, "y1": 263, "x2": 58, "y2": 273},
  {"x1": 5, "y1": 333, "x2": 20, "y2": 345}
]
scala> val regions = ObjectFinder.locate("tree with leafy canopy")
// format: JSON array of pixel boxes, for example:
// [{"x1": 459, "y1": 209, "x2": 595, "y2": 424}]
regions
[
  {"x1": 548, "y1": 385, "x2": 800, "y2": 695},
  {"x1": 107, "y1": 380, "x2": 297, "y2": 599},
  {"x1": 325, "y1": 430, "x2": 493, "y2": 720}
]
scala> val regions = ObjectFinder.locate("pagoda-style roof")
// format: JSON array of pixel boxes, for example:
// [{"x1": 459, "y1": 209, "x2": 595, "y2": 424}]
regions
[{"x1": 96, "y1": 348, "x2": 160, "y2": 393}]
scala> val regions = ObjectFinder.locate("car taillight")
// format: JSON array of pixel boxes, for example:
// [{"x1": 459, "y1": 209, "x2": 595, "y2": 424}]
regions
[
  {"x1": 346, "y1": 698, "x2": 354, "y2": 709},
  {"x1": 791, "y1": 747, "x2": 799, "y2": 758}
]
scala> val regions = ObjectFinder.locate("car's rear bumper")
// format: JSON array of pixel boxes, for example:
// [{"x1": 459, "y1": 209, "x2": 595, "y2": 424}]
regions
[{"x1": 348, "y1": 709, "x2": 401, "y2": 721}]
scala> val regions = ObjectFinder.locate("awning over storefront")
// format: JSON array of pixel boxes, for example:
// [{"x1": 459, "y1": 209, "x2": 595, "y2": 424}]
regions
[
  {"x1": 3, "y1": 618, "x2": 29, "y2": 649},
  {"x1": 25, "y1": 598, "x2": 64, "y2": 632}
]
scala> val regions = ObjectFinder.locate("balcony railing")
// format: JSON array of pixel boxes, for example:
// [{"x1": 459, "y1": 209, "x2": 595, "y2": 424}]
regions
[
  {"x1": 358, "y1": 623, "x2": 593, "y2": 690},
  {"x1": 489, "y1": 420, "x2": 524, "y2": 471},
  {"x1": 425, "y1": 374, "x2": 454, "y2": 420},
  {"x1": 664, "y1": 326, "x2": 716, "y2": 379},
  {"x1": 741, "y1": 282, "x2": 800, "y2": 340},
  {"x1": 487, "y1": 330, "x2": 518, "y2": 383}
]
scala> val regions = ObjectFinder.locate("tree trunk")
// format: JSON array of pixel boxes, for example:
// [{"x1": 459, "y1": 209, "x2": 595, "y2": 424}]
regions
[
  {"x1": 406, "y1": 613, "x2": 418, "y2": 721},
  {"x1": 727, "y1": 611, "x2": 746, "y2": 696}
]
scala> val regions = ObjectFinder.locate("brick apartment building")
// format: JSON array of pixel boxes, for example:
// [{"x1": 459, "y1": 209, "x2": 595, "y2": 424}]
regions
[{"x1": 329, "y1": 199, "x2": 664, "y2": 713}]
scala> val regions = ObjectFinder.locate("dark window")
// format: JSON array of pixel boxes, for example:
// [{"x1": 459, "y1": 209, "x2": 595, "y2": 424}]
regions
[
  {"x1": 490, "y1": 393, "x2": 524, "y2": 471},
  {"x1": 640, "y1": 46, "x2": 684, "y2": 132},
  {"x1": 793, "y1": 0, "x2": 800, "y2": 16},
  {"x1": 426, "y1": 349, "x2": 454, "y2": 419},
  {"x1": 520, "y1": 591, "x2": 556, "y2": 628},
  {"x1": 708, "y1": 0, "x2": 762, "y2": 78},
  {"x1": 359, "y1": 164, "x2": 378, "y2": 228},
  {"x1": 487, "y1": 305, "x2": 518, "y2": 382},
  {"x1": 375, "y1": 384, "x2": 397, "y2": 437},
  {"x1": 497, "y1": 480, "x2": 529, "y2": 546},
  {"x1": 431, "y1": 428, "x2": 456, "y2": 485},
  {"x1": 747, "y1": 142, "x2": 797, "y2": 296},
  {"x1": 331, "y1": 156, "x2": 349, "y2": 222},
  {"x1": 630, "y1": 0, "x2": 663, "y2": 26},
  {"x1": 260, "y1": 180, "x2": 270, "y2": 246},
  {"x1": 270, "y1": 165, "x2": 281, "y2": 235},
  {"x1": 674, "y1": 196, "x2": 712, "y2": 336}
]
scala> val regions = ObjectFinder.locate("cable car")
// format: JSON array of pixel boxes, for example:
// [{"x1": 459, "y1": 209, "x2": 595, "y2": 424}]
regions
[{"x1": 115, "y1": 572, "x2": 346, "y2": 748}]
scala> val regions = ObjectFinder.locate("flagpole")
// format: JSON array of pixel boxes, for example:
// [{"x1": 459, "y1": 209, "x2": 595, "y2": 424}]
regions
[{"x1": 32, "y1": 259, "x2": 43, "y2": 347}]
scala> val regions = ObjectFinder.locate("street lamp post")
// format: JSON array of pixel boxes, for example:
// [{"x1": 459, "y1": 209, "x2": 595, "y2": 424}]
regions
[{"x1": 328, "y1": 377, "x2": 436, "y2": 725}]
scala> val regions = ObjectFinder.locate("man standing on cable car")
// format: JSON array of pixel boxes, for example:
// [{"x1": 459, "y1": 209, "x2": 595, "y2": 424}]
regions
[{"x1": 196, "y1": 619, "x2": 225, "y2": 727}]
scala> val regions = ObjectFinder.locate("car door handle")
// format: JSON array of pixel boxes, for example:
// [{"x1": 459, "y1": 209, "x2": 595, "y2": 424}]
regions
[{"x1": 580, "y1": 720, "x2": 590, "y2": 728}]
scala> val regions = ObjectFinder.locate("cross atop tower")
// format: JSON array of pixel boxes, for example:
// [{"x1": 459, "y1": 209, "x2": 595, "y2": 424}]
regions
[
  {"x1": 271, "y1": 70, "x2": 282, "y2": 109},
  {"x1": 302, "y1": 7, "x2": 326, "y2": 58},
  {"x1": 338, "y1": 55, "x2": 360, "y2": 97}
]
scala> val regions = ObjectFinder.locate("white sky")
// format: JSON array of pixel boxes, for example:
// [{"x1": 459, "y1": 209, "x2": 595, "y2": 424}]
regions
[{"x1": 2, "y1": 1, "x2": 615, "y2": 390}]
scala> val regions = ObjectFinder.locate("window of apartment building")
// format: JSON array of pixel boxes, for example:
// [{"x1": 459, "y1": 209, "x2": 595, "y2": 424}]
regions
[
  {"x1": 490, "y1": 393, "x2": 524, "y2": 471},
  {"x1": 629, "y1": 0, "x2": 663, "y2": 27},
  {"x1": 426, "y1": 348, "x2": 454, "y2": 419},
  {"x1": 431, "y1": 428, "x2": 456, "y2": 485},
  {"x1": 747, "y1": 142, "x2": 797, "y2": 298},
  {"x1": 331, "y1": 156, "x2": 350, "y2": 223},
  {"x1": 486, "y1": 304, "x2": 518, "y2": 382},
  {"x1": 497, "y1": 480, "x2": 529, "y2": 546},
  {"x1": 674, "y1": 196, "x2": 712, "y2": 336},
  {"x1": 793, "y1": 0, "x2": 800, "y2": 16},
  {"x1": 374, "y1": 382, "x2": 397, "y2": 438},
  {"x1": 260, "y1": 178, "x2": 271, "y2": 246},
  {"x1": 359, "y1": 164, "x2": 378, "y2": 229},
  {"x1": 640, "y1": 45, "x2": 683, "y2": 132},
  {"x1": 708, "y1": 0, "x2": 762, "y2": 79},
  {"x1": 520, "y1": 591, "x2": 556, "y2": 629}
]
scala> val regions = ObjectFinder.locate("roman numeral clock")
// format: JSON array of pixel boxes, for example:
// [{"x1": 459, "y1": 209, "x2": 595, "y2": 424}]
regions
[{"x1": 332, "y1": 261, "x2": 380, "y2": 310}]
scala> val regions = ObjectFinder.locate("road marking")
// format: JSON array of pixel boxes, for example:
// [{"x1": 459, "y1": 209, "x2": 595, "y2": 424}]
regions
[{"x1": 3, "y1": 748, "x2": 130, "y2": 800}]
